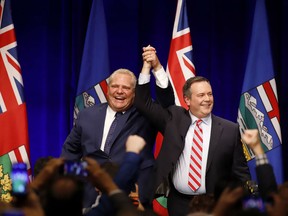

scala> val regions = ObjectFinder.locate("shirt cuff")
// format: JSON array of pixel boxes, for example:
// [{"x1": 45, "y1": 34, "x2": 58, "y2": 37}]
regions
[
  {"x1": 152, "y1": 66, "x2": 169, "y2": 88},
  {"x1": 108, "y1": 189, "x2": 123, "y2": 197},
  {"x1": 138, "y1": 73, "x2": 151, "y2": 85},
  {"x1": 255, "y1": 153, "x2": 269, "y2": 166}
]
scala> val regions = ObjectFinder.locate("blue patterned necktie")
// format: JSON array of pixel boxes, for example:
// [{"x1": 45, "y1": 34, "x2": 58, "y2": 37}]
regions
[{"x1": 104, "y1": 112, "x2": 122, "y2": 154}]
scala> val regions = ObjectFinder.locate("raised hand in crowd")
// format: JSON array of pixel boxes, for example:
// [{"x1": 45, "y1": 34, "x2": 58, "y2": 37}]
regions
[
  {"x1": 85, "y1": 157, "x2": 119, "y2": 195},
  {"x1": 30, "y1": 157, "x2": 65, "y2": 191},
  {"x1": 241, "y1": 129, "x2": 264, "y2": 156},
  {"x1": 125, "y1": 135, "x2": 146, "y2": 154},
  {"x1": 266, "y1": 193, "x2": 286, "y2": 216}
]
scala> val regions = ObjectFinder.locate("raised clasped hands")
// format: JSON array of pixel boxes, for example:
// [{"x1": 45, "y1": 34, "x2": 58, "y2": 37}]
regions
[{"x1": 141, "y1": 45, "x2": 162, "y2": 73}]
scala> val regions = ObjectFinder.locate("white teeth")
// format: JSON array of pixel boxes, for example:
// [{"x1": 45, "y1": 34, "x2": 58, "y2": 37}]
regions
[{"x1": 115, "y1": 97, "x2": 124, "y2": 100}]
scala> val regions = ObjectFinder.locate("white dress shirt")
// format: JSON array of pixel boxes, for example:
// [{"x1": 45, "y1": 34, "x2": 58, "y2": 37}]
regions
[{"x1": 172, "y1": 113, "x2": 212, "y2": 195}]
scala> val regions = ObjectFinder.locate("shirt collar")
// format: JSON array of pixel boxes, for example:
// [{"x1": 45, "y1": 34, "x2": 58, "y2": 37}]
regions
[
  {"x1": 189, "y1": 112, "x2": 211, "y2": 125},
  {"x1": 107, "y1": 106, "x2": 125, "y2": 116}
]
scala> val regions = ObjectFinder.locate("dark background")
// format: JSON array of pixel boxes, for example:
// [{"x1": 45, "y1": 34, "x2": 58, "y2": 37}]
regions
[{"x1": 10, "y1": 0, "x2": 288, "y2": 180}]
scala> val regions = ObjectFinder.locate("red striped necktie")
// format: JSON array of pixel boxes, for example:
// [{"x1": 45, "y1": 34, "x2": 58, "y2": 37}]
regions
[{"x1": 188, "y1": 119, "x2": 203, "y2": 191}]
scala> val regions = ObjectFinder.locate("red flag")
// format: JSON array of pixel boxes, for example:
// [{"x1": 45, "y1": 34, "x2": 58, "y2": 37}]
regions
[
  {"x1": 153, "y1": 0, "x2": 195, "y2": 214},
  {"x1": 167, "y1": 0, "x2": 195, "y2": 108},
  {"x1": 0, "y1": 0, "x2": 31, "y2": 202}
]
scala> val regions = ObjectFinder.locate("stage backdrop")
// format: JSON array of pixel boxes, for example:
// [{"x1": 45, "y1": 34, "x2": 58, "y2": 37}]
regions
[{"x1": 10, "y1": 0, "x2": 288, "y2": 180}]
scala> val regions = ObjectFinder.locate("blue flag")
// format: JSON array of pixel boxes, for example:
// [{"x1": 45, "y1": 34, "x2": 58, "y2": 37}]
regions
[
  {"x1": 74, "y1": 0, "x2": 110, "y2": 117},
  {"x1": 237, "y1": 0, "x2": 283, "y2": 184}
]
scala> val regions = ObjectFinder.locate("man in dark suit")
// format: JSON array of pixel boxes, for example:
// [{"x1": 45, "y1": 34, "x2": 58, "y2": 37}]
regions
[
  {"x1": 61, "y1": 68, "x2": 173, "y2": 209},
  {"x1": 135, "y1": 46, "x2": 251, "y2": 216}
]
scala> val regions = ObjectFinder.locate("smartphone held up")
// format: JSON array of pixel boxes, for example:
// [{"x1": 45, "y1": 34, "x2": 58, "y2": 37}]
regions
[
  {"x1": 11, "y1": 162, "x2": 29, "y2": 197},
  {"x1": 63, "y1": 160, "x2": 88, "y2": 178}
]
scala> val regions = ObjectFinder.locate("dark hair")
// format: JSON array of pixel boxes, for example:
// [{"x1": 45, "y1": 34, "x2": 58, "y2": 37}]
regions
[
  {"x1": 44, "y1": 175, "x2": 84, "y2": 216},
  {"x1": 182, "y1": 76, "x2": 210, "y2": 98},
  {"x1": 189, "y1": 194, "x2": 215, "y2": 214},
  {"x1": 33, "y1": 156, "x2": 54, "y2": 177}
]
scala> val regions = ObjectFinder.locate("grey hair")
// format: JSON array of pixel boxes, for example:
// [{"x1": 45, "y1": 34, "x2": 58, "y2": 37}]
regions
[{"x1": 108, "y1": 68, "x2": 137, "y2": 89}]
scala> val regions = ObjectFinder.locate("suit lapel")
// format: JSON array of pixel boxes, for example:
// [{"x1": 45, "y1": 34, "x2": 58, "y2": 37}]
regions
[
  {"x1": 206, "y1": 115, "x2": 223, "y2": 173},
  {"x1": 180, "y1": 111, "x2": 192, "y2": 144}
]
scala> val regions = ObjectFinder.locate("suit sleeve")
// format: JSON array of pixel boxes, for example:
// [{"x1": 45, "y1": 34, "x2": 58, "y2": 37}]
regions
[
  {"x1": 114, "y1": 152, "x2": 141, "y2": 194},
  {"x1": 256, "y1": 164, "x2": 277, "y2": 200},
  {"x1": 155, "y1": 81, "x2": 175, "y2": 108},
  {"x1": 134, "y1": 83, "x2": 170, "y2": 134}
]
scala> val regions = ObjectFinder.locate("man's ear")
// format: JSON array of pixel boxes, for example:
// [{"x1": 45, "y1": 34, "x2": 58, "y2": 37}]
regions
[{"x1": 184, "y1": 96, "x2": 190, "y2": 107}]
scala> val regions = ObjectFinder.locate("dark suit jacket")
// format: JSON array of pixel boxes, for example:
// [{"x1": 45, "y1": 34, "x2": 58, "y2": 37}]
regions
[
  {"x1": 134, "y1": 83, "x2": 251, "y2": 195},
  {"x1": 61, "y1": 103, "x2": 156, "y2": 207}
]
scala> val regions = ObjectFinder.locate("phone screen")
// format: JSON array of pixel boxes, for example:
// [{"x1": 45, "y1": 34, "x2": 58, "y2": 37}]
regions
[
  {"x1": 63, "y1": 160, "x2": 88, "y2": 177},
  {"x1": 11, "y1": 163, "x2": 28, "y2": 197},
  {"x1": 242, "y1": 196, "x2": 265, "y2": 213}
]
